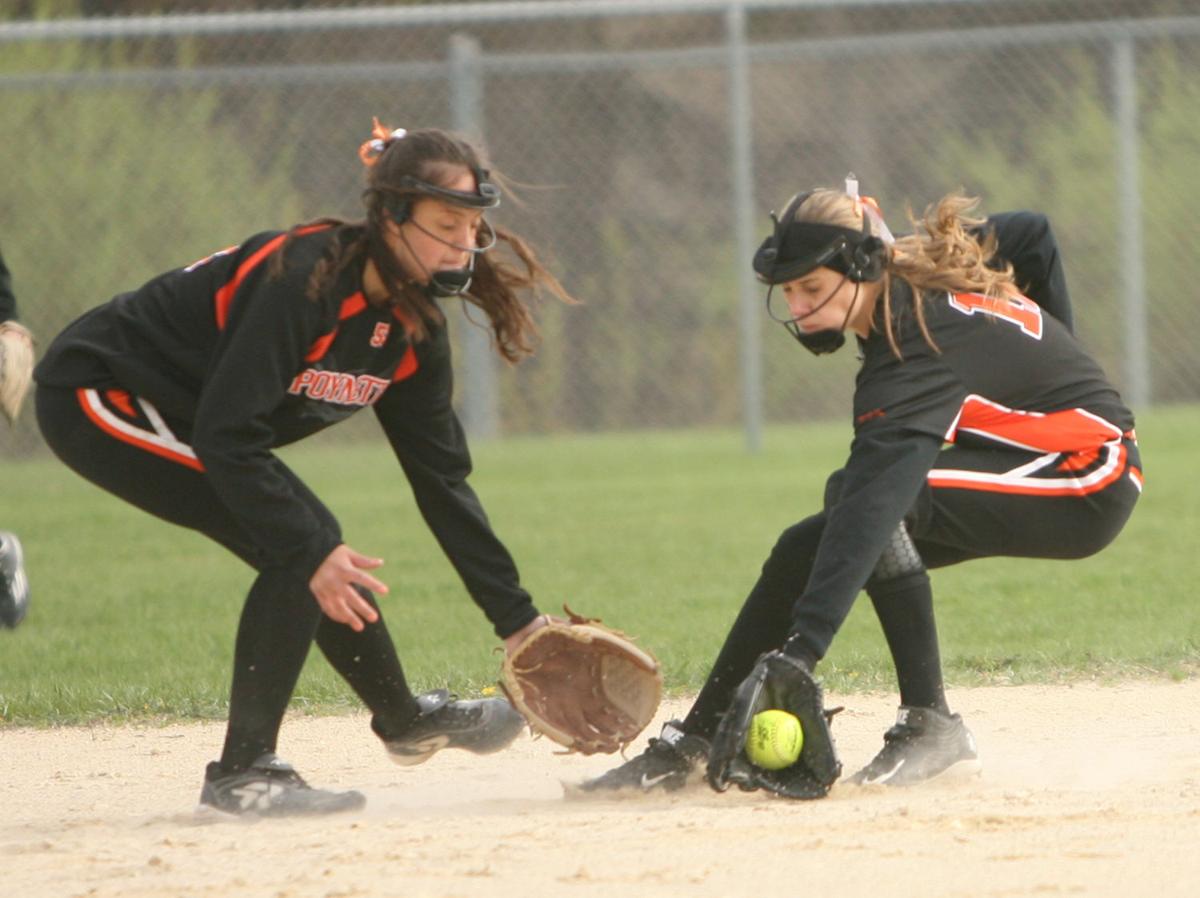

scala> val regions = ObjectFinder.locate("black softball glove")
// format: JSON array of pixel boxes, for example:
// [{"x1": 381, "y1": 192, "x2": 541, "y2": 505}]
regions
[{"x1": 705, "y1": 650, "x2": 841, "y2": 799}]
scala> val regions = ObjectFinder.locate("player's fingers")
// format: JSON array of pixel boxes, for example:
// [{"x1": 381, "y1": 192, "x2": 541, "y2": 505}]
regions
[
  {"x1": 351, "y1": 569, "x2": 389, "y2": 596},
  {"x1": 346, "y1": 587, "x2": 381, "y2": 625},
  {"x1": 314, "y1": 590, "x2": 365, "y2": 632},
  {"x1": 345, "y1": 548, "x2": 385, "y2": 570}
]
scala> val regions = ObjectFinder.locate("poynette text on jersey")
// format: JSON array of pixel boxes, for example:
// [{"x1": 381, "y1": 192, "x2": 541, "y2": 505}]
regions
[{"x1": 288, "y1": 369, "x2": 390, "y2": 406}]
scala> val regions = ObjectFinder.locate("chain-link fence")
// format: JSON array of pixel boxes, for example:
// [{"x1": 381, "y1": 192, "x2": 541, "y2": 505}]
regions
[{"x1": 2, "y1": 0, "x2": 1197, "y2": 456}]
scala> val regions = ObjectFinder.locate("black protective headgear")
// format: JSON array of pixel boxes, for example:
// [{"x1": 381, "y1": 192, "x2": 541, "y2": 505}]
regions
[
  {"x1": 753, "y1": 189, "x2": 888, "y2": 354},
  {"x1": 385, "y1": 166, "x2": 502, "y2": 298}
]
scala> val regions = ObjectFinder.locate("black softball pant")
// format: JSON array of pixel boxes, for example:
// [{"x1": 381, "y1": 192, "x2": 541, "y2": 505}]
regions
[
  {"x1": 36, "y1": 384, "x2": 420, "y2": 770},
  {"x1": 683, "y1": 436, "x2": 1143, "y2": 736}
]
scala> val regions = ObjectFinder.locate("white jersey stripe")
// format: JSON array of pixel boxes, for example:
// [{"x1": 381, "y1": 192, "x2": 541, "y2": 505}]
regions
[
  {"x1": 80, "y1": 389, "x2": 200, "y2": 465},
  {"x1": 929, "y1": 442, "x2": 1125, "y2": 495}
]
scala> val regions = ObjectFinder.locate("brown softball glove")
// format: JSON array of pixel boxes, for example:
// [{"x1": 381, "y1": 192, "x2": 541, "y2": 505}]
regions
[{"x1": 500, "y1": 605, "x2": 662, "y2": 755}]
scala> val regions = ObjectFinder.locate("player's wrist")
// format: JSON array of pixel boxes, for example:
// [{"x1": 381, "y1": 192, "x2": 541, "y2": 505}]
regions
[{"x1": 781, "y1": 633, "x2": 818, "y2": 671}]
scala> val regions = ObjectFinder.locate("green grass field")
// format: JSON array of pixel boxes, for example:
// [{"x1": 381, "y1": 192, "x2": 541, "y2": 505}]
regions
[{"x1": 2, "y1": 405, "x2": 1196, "y2": 726}]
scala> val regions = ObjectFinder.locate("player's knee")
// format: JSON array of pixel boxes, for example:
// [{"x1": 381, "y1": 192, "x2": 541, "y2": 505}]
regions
[
  {"x1": 823, "y1": 470, "x2": 845, "y2": 512},
  {"x1": 867, "y1": 522, "x2": 927, "y2": 587},
  {"x1": 761, "y1": 514, "x2": 824, "y2": 581}
]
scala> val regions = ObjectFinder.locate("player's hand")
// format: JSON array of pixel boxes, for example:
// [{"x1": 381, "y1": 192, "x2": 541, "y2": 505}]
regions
[
  {"x1": 309, "y1": 544, "x2": 388, "y2": 631},
  {"x1": 503, "y1": 614, "x2": 548, "y2": 656}
]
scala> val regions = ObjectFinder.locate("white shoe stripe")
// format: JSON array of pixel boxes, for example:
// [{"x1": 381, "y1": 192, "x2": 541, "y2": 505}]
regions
[{"x1": 861, "y1": 758, "x2": 906, "y2": 785}]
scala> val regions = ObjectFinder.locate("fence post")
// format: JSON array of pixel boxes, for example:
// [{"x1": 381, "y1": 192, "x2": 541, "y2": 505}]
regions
[
  {"x1": 1113, "y1": 35, "x2": 1149, "y2": 409},
  {"x1": 726, "y1": 2, "x2": 763, "y2": 452},
  {"x1": 449, "y1": 33, "x2": 500, "y2": 438}
]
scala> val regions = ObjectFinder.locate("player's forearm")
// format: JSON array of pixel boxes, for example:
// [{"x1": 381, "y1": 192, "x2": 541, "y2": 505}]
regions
[
  {"x1": 787, "y1": 431, "x2": 940, "y2": 660},
  {"x1": 401, "y1": 457, "x2": 538, "y2": 637}
]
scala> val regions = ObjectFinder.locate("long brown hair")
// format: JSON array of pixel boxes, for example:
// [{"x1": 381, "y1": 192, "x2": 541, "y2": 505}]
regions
[
  {"x1": 276, "y1": 125, "x2": 575, "y2": 363},
  {"x1": 794, "y1": 189, "x2": 1017, "y2": 357}
]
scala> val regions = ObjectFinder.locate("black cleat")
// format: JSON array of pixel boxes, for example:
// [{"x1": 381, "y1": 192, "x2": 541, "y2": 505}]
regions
[
  {"x1": 197, "y1": 752, "x2": 365, "y2": 817},
  {"x1": 570, "y1": 721, "x2": 710, "y2": 795},
  {"x1": 848, "y1": 706, "x2": 981, "y2": 787},
  {"x1": 0, "y1": 531, "x2": 30, "y2": 629},
  {"x1": 376, "y1": 689, "x2": 525, "y2": 766}
]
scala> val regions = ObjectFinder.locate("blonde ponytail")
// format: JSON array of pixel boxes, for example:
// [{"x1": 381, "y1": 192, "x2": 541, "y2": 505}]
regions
[{"x1": 882, "y1": 193, "x2": 1018, "y2": 357}]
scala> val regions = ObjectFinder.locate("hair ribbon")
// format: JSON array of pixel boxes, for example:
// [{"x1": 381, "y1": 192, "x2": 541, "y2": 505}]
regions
[
  {"x1": 358, "y1": 116, "x2": 408, "y2": 167},
  {"x1": 845, "y1": 172, "x2": 895, "y2": 246}
]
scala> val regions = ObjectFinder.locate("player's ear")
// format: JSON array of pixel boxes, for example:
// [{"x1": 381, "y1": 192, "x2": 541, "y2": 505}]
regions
[{"x1": 380, "y1": 215, "x2": 403, "y2": 239}]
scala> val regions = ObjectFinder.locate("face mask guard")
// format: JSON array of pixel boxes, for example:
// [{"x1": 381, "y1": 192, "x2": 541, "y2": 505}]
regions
[
  {"x1": 762, "y1": 275, "x2": 860, "y2": 356},
  {"x1": 752, "y1": 190, "x2": 887, "y2": 355},
  {"x1": 388, "y1": 168, "x2": 502, "y2": 298}
]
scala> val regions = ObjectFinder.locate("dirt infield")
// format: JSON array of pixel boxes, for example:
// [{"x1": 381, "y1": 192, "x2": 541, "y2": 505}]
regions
[{"x1": 4, "y1": 679, "x2": 1199, "y2": 898}]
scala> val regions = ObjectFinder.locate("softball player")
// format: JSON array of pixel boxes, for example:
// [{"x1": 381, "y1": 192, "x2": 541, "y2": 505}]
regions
[
  {"x1": 1, "y1": 244, "x2": 33, "y2": 629},
  {"x1": 581, "y1": 185, "x2": 1140, "y2": 794},
  {"x1": 34, "y1": 123, "x2": 572, "y2": 816}
]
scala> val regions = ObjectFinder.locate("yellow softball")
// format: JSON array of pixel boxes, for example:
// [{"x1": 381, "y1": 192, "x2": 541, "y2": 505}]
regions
[{"x1": 745, "y1": 709, "x2": 804, "y2": 770}]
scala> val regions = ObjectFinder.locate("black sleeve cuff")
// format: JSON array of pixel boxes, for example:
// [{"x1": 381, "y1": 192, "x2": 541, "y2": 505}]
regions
[
  {"x1": 781, "y1": 633, "x2": 819, "y2": 672},
  {"x1": 292, "y1": 530, "x2": 344, "y2": 590},
  {"x1": 494, "y1": 604, "x2": 541, "y2": 640}
]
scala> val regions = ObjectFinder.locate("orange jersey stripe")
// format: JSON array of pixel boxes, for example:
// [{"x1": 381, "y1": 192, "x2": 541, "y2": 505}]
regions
[
  {"x1": 929, "y1": 442, "x2": 1127, "y2": 497},
  {"x1": 338, "y1": 292, "x2": 367, "y2": 320},
  {"x1": 213, "y1": 225, "x2": 332, "y2": 331},
  {"x1": 946, "y1": 395, "x2": 1123, "y2": 454},
  {"x1": 214, "y1": 234, "x2": 287, "y2": 331},
  {"x1": 303, "y1": 292, "x2": 370, "y2": 363},
  {"x1": 304, "y1": 332, "x2": 336, "y2": 363},
  {"x1": 392, "y1": 345, "x2": 418, "y2": 382},
  {"x1": 105, "y1": 388, "x2": 137, "y2": 419},
  {"x1": 77, "y1": 388, "x2": 205, "y2": 472}
]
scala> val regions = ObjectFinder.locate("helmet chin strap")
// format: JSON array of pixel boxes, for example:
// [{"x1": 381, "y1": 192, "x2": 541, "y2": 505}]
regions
[
  {"x1": 397, "y1": 221, "x2": 492, "y2": 298},
  {"x1": 766, "y1": 273, "x2": 862, "y2": 356},
  {"x1": 427, "y1": 256, "x2": 477, "y2": 298}
]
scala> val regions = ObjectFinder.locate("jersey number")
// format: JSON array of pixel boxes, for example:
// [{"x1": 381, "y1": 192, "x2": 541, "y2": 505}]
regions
[
  {"x1": 370, "y1": 322, "x2": 391, "y2": 347},
  {"x1": 948, "y1": 292, "x2": 1044, "y2": 339}
]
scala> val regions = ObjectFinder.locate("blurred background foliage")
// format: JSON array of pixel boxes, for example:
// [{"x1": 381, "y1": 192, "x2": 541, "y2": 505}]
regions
[{"x1": 1, "y1": 0, "x2": 1196, "y2": 457}]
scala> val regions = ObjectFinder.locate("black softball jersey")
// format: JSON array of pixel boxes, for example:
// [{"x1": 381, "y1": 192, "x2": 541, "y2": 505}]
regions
[
  {"x1": 34, "y1": 226, "x2": 535, "y2": 635},
  {"x1": 788, "y1": 280, "x2": 1138, "y2": 657}
]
